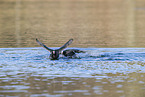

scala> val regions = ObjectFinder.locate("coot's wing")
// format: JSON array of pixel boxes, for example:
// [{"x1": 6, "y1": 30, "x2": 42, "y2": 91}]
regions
[
  {"x1": 36, "y1": 38, "x2": 53, "y2": 52},
  {"x1": 58, "y1": 39, "x2": 73, "y2": 52}
]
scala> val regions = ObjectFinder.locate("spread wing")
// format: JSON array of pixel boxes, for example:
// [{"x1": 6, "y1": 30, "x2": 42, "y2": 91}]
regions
[
  {"x1": 36, "y1": 38, "x2": 53, "y2": 52},
  {"x1": 58, "y1": 39, "x2": 73, "y2": 52}
]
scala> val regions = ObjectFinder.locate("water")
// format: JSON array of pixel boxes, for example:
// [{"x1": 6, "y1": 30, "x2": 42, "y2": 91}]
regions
[
  {"x1": 0, "y1": 0, "x2": 145, "y2": 48},
  {"x1": 0, "y1": 47, "x2": 145, "y2": 97},
  {"x1": 1, "y1": 0, "x2": 145, "y2": 97}
]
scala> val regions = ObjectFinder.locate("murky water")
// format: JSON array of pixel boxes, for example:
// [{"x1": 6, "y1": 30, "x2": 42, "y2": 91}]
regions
[
  {"x1": 1, "y1": 0, "x2": 145, "y2": 97},
  {"x1": 0, "y1": 48, "x2": 145, "y2": 97},
  {"x1": 0, "y1": 0, "x2": 145, "y2": 48}
]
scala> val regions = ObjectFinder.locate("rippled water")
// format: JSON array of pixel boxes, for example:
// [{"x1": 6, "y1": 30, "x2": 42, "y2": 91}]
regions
[
  {"x1": 0, "y1": 47, "x2": 145, "y2": 97},
  {"x1": 1, "y1": 0, "x2": 145, "y2": 97}
]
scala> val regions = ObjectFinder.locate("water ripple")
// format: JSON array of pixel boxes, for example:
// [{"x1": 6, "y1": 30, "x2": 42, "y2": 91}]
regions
[
  {"x1": 0, "y1": 48, "x2": 145, "y2": 96},
  {"x1": 0, "y1": 48, "x2": 145, "y2": 77}
]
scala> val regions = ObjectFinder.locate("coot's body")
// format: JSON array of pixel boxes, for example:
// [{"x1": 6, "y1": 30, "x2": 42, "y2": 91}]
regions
[
  {"x1": 62, "y1": 49, "x2": 85, "y2": 58},
  {"x1": 36, "y1": 38, "x2": 73, "y2": 60}
]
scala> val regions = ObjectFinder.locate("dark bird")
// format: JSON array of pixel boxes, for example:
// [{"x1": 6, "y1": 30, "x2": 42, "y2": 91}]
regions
[
  {"x1": 36, "y1": 38, "x2": 73, "y2": 60},
  {"x1": 62, "y1": 49, "x2": 86, "y2": 58}
]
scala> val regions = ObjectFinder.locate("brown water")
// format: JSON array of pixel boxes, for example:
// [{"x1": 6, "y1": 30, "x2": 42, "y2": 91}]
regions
[
  {"x1": 0, "y1": 0, "x2": 145, "y2": 48},
  {"x1": 0, "y1": 0, "x2": 145, "y2": 97}
]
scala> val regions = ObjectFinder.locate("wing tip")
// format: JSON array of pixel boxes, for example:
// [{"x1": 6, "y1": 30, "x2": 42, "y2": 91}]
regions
[
  {"x1": 36, "y1": 38, "x2": 38, "y2": 42},
  {"x1": 69, "y1": 38, "x2": 73, "y2": 42},
  {"x1": 70, "y1": 38, "x2": 73, "y2": 41}
]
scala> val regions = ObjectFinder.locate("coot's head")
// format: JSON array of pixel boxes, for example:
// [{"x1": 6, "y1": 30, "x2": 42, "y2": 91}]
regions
[{"x1": 50, "y1": 50, "x2": 59, "y2": 60}]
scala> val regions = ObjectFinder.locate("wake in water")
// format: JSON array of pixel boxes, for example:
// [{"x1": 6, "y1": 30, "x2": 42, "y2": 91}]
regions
[{"x1": 0, "y1": 48, "x2": 145, "y2": 75}]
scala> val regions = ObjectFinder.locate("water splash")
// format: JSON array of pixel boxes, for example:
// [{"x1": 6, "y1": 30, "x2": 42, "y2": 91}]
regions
[{"x1": 0, "y1": 48, "x2": 145, "y2": 77}]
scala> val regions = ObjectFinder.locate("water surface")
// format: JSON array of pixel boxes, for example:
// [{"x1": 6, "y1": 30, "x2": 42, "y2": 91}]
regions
[
  {"x1": 0, "y1": 47, "x2": 145, "y2": 97},
  {"x1": 1, "y1": 0, "x2": 145, "y2": 96},
  {"x1": 0, "y1": 0, "x2": 145, "y2": 48}
]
